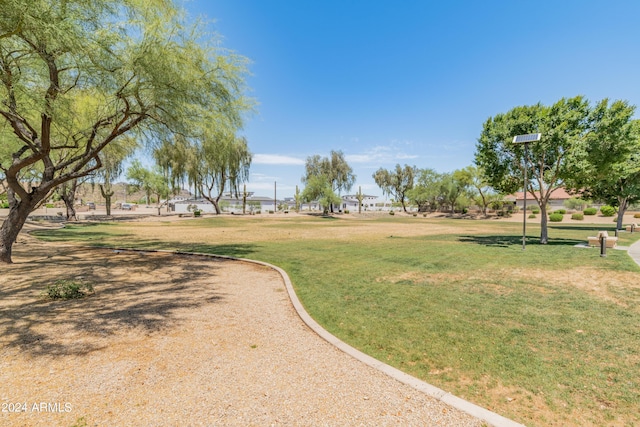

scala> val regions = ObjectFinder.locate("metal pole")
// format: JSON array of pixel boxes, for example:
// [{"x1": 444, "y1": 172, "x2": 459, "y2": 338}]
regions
[
  {"x1": 522, "y1": 142, "x2": 528, "y2": 250},
  {"x1": 600, "y1": 236, "x2": 607, "y2": 257}
]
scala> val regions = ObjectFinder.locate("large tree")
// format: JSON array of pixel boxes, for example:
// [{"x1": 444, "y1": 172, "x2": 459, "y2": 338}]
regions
[
  {"x1": 565, "y1": 101, "x2": 639, "y2": 229},
  {"x1": 302, "y1": 150, "x2": 355, "y2": 213},
  {"x1": 475, "y1": 96, "x2": 591, "y2": 244},
  {"x1": 406, "y1": 168, "x2": 442, "y2": 214},
  {"x1": 458, "y1": 165, "x2": 494, "y2": 215},
  {"x1": 0, "y1": 0, "x2": 250, "y2": 262},
  {"x1": 372, "y1": 164, "x2": 416, "y2": 213},
  {"x1": 185, "y1": 132, "x2": 252, "y2": 215},
  {"x1": 126, "y1": 159, "x2": 169, "y2": 213}
]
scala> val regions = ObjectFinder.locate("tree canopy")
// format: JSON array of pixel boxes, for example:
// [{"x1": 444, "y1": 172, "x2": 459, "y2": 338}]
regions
[
  {"x1": 372, "y1": 164, "x2": 416, "y2": 213},
  {"x1": 565, "y1": 100, "x2": 639, "y2": 229},
  {"x1": 302, "y1": 150, "x2": 355, "y2": 213},
  {"x1": 0, "y1": 0, "x2": 252, "y2": 262},
  {"x1": 475, "y1": 96, "x2": 591, "y2": 244}
]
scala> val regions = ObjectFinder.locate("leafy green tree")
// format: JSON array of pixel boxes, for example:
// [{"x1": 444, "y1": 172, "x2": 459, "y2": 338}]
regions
[
  {"x1": 407, "y1": 168, "x2": 442, "y2": 213},
  {"x1": 459, "y1": 165, "x2": 494, "y2": 215},
  {"x1": 0, "y1": 0, "x2": 251, "y2": 263},
  {"x1": 126, "y1": 159, "x2": 169, "y2": 214},
  {"x1": 475, "y1": 96, "x2": 591, "y2": 244},
  {"x1": 301, "y1": 175, "x2": 341, "y2": 214},
  {"x1": 372, "y1": 164, "x2": 416, "y2": 213},
  {"x1": 565, "y1": 100, "x2": 639, "y2": 229},
  {"x1": 302, "y1": 150, "x2": 355, "y2": 213},
  {"x1": 185, "y1": 133, "x2": 252, "y2": 214}
]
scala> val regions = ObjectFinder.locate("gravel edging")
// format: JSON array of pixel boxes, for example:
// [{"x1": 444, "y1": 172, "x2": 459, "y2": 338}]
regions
[{"x1": 118, "y1": 247, "x2": 524, "y2": 427}]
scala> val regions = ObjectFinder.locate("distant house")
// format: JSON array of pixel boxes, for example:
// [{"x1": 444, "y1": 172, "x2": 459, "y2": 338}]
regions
[{"x1": 513, "y1": 187, "x2": 578, "y2": 210}]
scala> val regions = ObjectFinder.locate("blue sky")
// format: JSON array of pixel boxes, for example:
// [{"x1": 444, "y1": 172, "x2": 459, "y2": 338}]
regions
[{"x1": 182, "y1": 0, "x2": 640, "y2": 198}]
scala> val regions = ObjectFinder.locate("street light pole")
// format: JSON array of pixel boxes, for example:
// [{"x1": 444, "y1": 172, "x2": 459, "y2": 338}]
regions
[{"x1": 513, "y1": 133, "x2": 542, "y2": 250}]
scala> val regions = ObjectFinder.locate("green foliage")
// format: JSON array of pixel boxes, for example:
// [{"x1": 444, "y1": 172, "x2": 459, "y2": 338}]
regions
[
  {"x1": 548, "y1": 213, "x2": 564, "y2": 222},
  {"x1": 303, "y1": 151, "x2": 356, "y2": 195},
  {"x1": 301, "y1": 174, "x2": 341, "y2": 213},
  {"x1": 532, "y1": 208, "x2": 540, "y2": 214},
  {"x1": 571, "y1": 213, "x2": 584, "y2": 220},
  {"x1": 0, "y1": 0, "x2": 253, "y2": 262},
  {"x1": 634, "y1": 213, "x2": 640, "y2": 218},
  {"x1": 475, "y1": 96, "x2": 594, "y2": 243},
  {"x1": 373, "y1": 164, "x2": 416, "y2": 212},
  {"x1": 584, "y1": 207, "x2": 598, "y2": 215},
  {"x1": 553, "y1": 209, "x2": 567, "y2": 215},
  {"x1": 600, "y1": 205, "x2": 617, "y2": 216},
  {"x1": 564, "y1": 197, "x2": 588, "y2": 211},
  {"x1": 389, "y1": 211, "x2": 395, "y2": 215},
  {"x1": 42, "y1": 280, "x2": 93, "y2": 299},
  {"x1": 528, "y1": 214, "x2": 537, "y2": 219},
  {"x1": 564, "y1": 101, "x2": 640, "y2": 229}
]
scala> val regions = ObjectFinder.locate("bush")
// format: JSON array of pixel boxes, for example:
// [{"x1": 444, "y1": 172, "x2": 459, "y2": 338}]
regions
[
  {"x1": 553, "y1": 209, "x2": 566, "y2": 215},
  {"x1": 571, "y1": 213, "x2": 584, "y2": 220},
  {"x1": 634, "y1": 213, "x2": 640, "y2": 219},
  {"x1": 532, "y1": 209, "x2": 540, "y2": 214},
  {"x1": 528, "y1": 214, "x2": 536, "y2": 219},
  {"x1": 600, "y1": 205, "x2": 616, "y2": 216},
  {"x1": 549, "y1": 213, "x2": 564, "y2": 222},
  {"x1": 193, "y1": 210, "x2": 201, "y2": 217},
  {"x1": 42, "y1": 280, "x2": 94, "y2": 299},
  {"x1": 389, "y1": 211, "x2": 395, "y2": 215},
  {"x1": 584, "y1": 207, "x2": 597, "y2": 215}
]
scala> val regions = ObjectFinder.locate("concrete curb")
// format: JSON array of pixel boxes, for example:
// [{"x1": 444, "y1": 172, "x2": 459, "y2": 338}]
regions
[{"x1": 109, "y1": 246, "x2": 525, "y2": 427}]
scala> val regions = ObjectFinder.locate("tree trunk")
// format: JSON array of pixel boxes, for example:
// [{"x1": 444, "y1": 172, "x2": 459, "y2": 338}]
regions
[
  {"x1": 616, "y1": 197, "x2": 629, "y2": 230},
  {"x1": 539, "y1": 203, "x2": 549, "y2": 244},
  {"x1": 60, "y1": 179, "x2": 78, "y2": 221},
  {"x1": 0, "y1": 195, "x2": 39, "y2": 263}
]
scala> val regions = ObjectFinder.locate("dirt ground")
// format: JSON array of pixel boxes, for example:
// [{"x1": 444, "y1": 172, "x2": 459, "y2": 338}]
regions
[{"x1": 0, "y1": 223, "x2": 482, "y2": 427}]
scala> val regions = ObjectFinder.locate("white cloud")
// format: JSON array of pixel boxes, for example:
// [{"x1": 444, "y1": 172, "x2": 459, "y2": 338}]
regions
[
  {"x1": 346, "y1": 144, "x2": 418, "y2": 164},
  {"x1": 253, "y1": 154, "x2": 305, "y2": 165}
]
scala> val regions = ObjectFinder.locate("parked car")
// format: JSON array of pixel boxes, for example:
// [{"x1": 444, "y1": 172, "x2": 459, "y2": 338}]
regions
[
  {"x1": 87, "y1": 202, "x2": 96, "y2": 210},
  {"x1": 121, "y1": 203, "x2": 133, "y2": 210}
]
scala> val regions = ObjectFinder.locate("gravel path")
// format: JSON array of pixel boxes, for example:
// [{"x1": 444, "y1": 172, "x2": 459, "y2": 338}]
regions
[{"x1": 1, "y1": 240, "x2": 488, "y2": 426}]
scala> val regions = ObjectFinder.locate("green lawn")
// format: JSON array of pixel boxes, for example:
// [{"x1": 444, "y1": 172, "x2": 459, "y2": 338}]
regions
[{"x1": 33, "y1": 215, "x2": 640, "y2": 426}]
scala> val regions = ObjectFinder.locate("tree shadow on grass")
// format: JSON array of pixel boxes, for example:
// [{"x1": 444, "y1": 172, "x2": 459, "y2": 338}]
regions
[
  {"x1": 459, "y1": 235, "x2": 584, "y2": 247},
  {"x1": 0, "y1": 242, "x2": 242, "y2": 358}
]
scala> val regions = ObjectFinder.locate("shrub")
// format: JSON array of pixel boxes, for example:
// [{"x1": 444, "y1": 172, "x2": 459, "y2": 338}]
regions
[
  {"x1": 549, "y1": 213, "x2": 564, "y2": 222},
  {"x1": 389, "y1": 211, "x2": 395, "y2": 215},
  {"x1": 600, "y1": 205, "x2": 616, "y2": 216},
  {"x1": 553, "y1": 209, "x2": 566, "y2": 215},
  {"x1": 45, "y1": 203, "x2": 55, "y2": 208},
  {"x1": 42, "y1": 280, "x2": 94, "y2": 300},
  {"x1": 193, "y1": 210, "x2": 201, "y2": 217},
  {"x1": 528, "y1": 214, "x2": 536, "y2": 219},
  {"x1": 532, "y1": 209, "x2": 540, "y2": 214},
  {"x1": 344, "y1": 210, "x2": 349, "y2": 214},
  {"x1": 571, "y1": 213, "x2": 584, "y2": 220},
  {"x1": 634, "y1": 213, "x2": 640, "y2": 219},
  {"x1": 584, "y1": 207, "x2": 597, "y2": 215}
]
